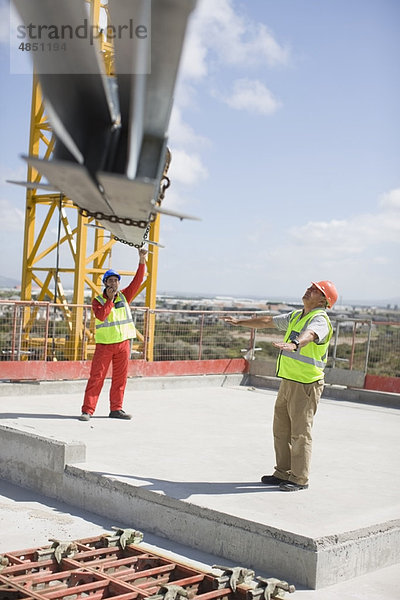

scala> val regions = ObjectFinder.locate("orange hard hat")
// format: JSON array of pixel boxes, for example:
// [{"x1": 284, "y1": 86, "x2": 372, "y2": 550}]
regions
[{"x1": 311, "y1": 280, "x2": 338, "y2": 308}]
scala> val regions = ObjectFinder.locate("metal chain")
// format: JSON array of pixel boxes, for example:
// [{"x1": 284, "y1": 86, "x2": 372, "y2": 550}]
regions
[
  {"x1": 79, "y1": 207, "x2": 149, "y2": 229},
  {"x1": 113, "y1": 224, "x2": 151, "y2": 248},
  {"x1": 113, "y1": 236, "x2": 142, "y2": 248},
  {"x1": 79, "y1": 148, "x2": 172, "y2": 245}
]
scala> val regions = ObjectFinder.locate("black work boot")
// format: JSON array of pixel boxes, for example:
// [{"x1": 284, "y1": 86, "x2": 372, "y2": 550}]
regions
[
  {"x1": 279, "y1": 481, "x2": 309, "y2": 492},
  {"x1": 78, "y1": 413, "x2": 91, "y2": 421},
  {"x1": 109, "y1": 409, "x2": 132, "y2": 420},
  {"x1": 260, "y1": 475, "x2": 289, "y2": 485}
]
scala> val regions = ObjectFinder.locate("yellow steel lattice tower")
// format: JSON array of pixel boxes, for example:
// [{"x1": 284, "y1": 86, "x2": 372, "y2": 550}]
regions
[{"x1": 20, "y1": 0, "x2": 161, "y2": 361}]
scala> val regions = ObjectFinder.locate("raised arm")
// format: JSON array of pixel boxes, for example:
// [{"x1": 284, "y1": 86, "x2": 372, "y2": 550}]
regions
[{"x1": 122, "y1": 248, "x2": 147, "y2": 303}]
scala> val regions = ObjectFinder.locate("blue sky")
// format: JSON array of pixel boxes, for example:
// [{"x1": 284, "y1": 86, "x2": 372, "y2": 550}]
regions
[{"x1": 0, "y1": 0, "x2": 399, "y2": 303}]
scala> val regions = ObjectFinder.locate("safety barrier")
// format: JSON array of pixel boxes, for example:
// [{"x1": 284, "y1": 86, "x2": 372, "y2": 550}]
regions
[
  {"x1": 0, "y1": 300, "x2": 399, "y2": 390},
  {"x1": 0, "y1": 301, "x2": 256, "y2": 363}
]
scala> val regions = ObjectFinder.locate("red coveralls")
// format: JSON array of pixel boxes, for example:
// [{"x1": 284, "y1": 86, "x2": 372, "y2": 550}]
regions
[{"x1": 81, "y1": 263, "x2": 145, "y2": 415}]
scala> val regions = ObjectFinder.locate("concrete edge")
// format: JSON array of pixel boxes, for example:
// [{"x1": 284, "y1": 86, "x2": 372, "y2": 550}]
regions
[
  {"x1": 0, "y1": 373, "x2": 399, "y2": 409},
  {"x1": 0, "y1": 374, "x2": 246, "y2": 397},
  {"x1": 62, "y1": 465, "x2": 318, "y2": 588},
  {"x1": 314, "y1": 520, "x2": 400, "y2": 587},
  {"x1": 61, "y1": 467, "x2": 400, "y2": 589},
  {"x1": 244, "y1": 374, "x2": 400, "y2": 408},
  {"x1": 314, "y1": 519, "x2": 400, "y2": 546},
  {"x1": 0, "y1": 424, "x2": 86, "y2": 495},
  {"x1": 0, "y1": 421, "x2": 318, "y2": 586},
  {"x1": 1, "y1": 436, "x2": 398, "y2": 590}
]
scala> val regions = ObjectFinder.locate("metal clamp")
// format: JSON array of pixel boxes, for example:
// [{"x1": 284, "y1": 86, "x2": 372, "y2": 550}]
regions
[
  {"x1": 101, "y1": 527, "x2": 144, "y2": 549},
  {"x1": 148, "y1": 584, "x2": 189, "y2": 600},
  {"x1": 48, "y1": 539, "x2": 78, "y2": 564},
  {"x1": 212, "y1": 565, "x2": 256, "y2": 592},
  {"x1": 251, "y1": 576, "x2": 295, "y2": 600}
]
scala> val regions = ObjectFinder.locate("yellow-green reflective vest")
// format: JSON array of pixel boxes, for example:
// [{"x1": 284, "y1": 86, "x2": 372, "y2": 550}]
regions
[
  {"x1": 276, "y1": 309, "x2": 333, "y2": 383},
  {"x1": 95, "y1": 292, "x2": 136, "y2": 344}
]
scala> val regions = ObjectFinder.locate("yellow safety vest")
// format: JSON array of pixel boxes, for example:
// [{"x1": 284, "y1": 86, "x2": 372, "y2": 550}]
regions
[
  {"x1": 276, "y1": 309, "x2": 333, "y2": 383},
  {"x1": 94, "y1": 292, "x2": 136, "y2": 344}
]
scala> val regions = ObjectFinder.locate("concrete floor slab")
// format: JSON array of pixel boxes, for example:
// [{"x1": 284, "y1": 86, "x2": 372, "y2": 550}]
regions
[
  {"x1": 0, "y1": 378, "x2": 399, "y2": 590},
  {"x1": 0, "y1": 480, "x2": 399, "y2": 600}
]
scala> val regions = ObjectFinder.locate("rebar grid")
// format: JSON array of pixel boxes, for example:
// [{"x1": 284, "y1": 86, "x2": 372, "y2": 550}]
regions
[{"x1": 0, "y1": 536, "x2": 253, "y2": 600}]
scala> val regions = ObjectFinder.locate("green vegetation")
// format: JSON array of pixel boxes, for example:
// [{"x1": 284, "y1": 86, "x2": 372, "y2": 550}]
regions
[
  {"x1": 0, "y1": 290, "x2": 20, "y2": 299},
  {"x1": 323, "y1": 325, "x2": 400, "y2": 377}
]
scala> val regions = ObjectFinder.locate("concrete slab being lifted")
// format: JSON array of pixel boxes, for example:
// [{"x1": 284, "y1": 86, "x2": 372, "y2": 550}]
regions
[{"x1": 0, "y1": 375, "x2": 399, "y2": 590}]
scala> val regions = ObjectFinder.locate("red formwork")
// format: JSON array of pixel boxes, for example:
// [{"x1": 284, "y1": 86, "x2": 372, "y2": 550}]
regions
[
  {"x1": 0, "y1": 536, "x2": 230, "y2": 600},
  {"x1": 0, "y1": 534, "x2": 295, "y2": 600}
]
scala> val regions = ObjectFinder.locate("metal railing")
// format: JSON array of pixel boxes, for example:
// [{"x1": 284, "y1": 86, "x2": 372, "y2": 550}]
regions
[
  {"x1": 0, "y1": 301, "x2": 256, "y2": 363},
  {"x1": 0, "y1": 300, "x2": 399, "y2": 379}
]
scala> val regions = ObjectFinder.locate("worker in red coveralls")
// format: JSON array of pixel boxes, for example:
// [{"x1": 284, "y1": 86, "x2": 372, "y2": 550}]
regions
[{"x1": 79, "y1": 248, "x2": 147, "y2": 421}]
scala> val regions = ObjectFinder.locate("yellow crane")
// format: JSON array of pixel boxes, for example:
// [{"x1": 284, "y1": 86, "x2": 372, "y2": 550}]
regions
[{"x1": 18, "y1": 0, "x2": 170, "y2": 361}]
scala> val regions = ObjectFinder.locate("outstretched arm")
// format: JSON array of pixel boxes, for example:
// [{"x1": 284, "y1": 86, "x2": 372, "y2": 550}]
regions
[{"x1": 223, "y1": 314, "x2": 276, "y2": 329}]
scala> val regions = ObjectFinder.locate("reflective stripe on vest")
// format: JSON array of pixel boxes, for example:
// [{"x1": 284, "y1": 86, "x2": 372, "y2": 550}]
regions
[
  {"x1": 276, "y1": 309, "x2": 333, "y2": 383},
  {"x1": 95, "y1": 292, "x2": 136, "y2": 344}
]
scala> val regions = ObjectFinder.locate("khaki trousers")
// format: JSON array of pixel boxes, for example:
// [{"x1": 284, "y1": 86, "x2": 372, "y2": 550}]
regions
[{"x1": 272, "y1": 378, "x2": 324, "y2": 486}]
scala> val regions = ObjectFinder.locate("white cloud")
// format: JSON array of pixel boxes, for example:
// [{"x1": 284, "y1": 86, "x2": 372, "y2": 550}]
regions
[
  {"x1": 157, "y1": 188, "x2": 188, "y2": 219},
  {"x1": 181, "y1": 0, "x2": 289, "y2": 81},
  {"x1": 170, "y1": 1, "x2": 288, "y2": 211},
  {"x1": 379, "y1": 187, "x2": 400, "y2": 211},
  {"x1": 372, "y1": 256, "x2": 389, "y2": 265},
  {"x1": 218, "y1": 78, "x2": 281, "y2": 115},
  {"x1": 0, "y1": 164, "x2": 30, "y2": 231},
  {"x1": 289, "y1": 189, "x2": 400, "y2": 257},
  {"x1": 224, "y1": 187, "x2": 400, "y2": 299},
  {"x1": 0, "y1": 198, "x2": 24, "y2": 231},
  {"x1": 168, "y1": 149, "x2": 208, "y2": 186},
  {"x1": 180, "y1": 26, "x2": 209, "y2": 82},
  {"x1": 169, "y1": 107, "x2": 210, "y2": 148},
  {"x1": 0, "y1": 162, "x2": 27, "y2": 184}
]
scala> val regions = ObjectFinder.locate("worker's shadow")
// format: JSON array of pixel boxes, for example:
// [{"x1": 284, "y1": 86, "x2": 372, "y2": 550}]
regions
[
  {"x1": 93, "y1": 472, "x2": 280, "y2": 499},
  {"x1": 0, "y1": 413, "x2": 134, "y2": 420},
  {"x1": 0, "y1": 412, "x2": 79, "y2": 420}
]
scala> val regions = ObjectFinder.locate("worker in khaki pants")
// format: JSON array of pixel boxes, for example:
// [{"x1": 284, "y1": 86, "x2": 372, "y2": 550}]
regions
[{"x1": 224, "y1": 280, "x2": 338, "y2": 492}]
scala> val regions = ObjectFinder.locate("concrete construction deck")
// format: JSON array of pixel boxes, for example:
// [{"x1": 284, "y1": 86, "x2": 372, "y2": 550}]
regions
[{"x1": 0, "y1": 374, "x2": 399, "y2": 597}]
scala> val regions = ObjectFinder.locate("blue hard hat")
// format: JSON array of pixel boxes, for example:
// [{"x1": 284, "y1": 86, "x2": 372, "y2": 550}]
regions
[{"x1": 102, "y1": 269, "x2": 121, "y2": 284}]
